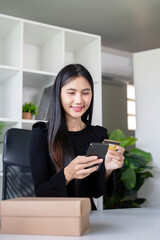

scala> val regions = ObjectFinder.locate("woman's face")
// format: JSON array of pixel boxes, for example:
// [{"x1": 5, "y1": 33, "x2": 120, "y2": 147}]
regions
[{"x1": 60, "y1": 76, "x2": 92, "y2": 121}]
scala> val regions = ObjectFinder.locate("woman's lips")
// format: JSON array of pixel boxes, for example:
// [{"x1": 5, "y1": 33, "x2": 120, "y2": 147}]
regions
[{"x1": 71, "y1": 106, "x2": 84, "y2": 112}]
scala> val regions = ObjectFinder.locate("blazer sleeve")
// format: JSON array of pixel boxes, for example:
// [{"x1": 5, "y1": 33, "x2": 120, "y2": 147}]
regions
[
  {"x1": 29, "y1": 123, "x2": 68, "y2": 197},
  {"x1": 90, "y1": 125, "x2": 116, "y2": 198},
  {"x1": 91, "y1": 162, "x2": 115, "y2": 199}
]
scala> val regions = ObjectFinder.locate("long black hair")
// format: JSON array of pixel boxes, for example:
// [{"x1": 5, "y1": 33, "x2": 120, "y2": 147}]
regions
[{"x1": 48, "y1": 64, "x2": 94, "y2": 170}]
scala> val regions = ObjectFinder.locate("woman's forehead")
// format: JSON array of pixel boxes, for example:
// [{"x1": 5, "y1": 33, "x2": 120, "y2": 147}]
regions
[{"x1": 63, "y1": 76, "x2": 91, "y2": 89}]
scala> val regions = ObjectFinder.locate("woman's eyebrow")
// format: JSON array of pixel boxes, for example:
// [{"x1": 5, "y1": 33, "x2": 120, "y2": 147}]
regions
[
  {"x1": 82, "y1": 88, "x2": 91, "y2": 91},
  {"x1": 66, "y1": 88, "x2": 91, "y2": 91},
  {"x1": 66, "y1": 88, "x2": 76, "y2": 91}
]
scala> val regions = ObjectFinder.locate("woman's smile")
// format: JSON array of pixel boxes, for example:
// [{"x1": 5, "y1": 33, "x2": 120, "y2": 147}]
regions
[{"x1": 71, "y1": 106, "x2": 84, "y2": 112}]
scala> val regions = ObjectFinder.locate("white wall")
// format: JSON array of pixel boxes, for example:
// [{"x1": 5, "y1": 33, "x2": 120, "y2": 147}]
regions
[{"x1": 134, "y1": 48, "x2": 160, "y2": 207}]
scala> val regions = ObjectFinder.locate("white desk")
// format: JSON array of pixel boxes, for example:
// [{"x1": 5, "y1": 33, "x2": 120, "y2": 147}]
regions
[{"x1": 0, "y1": 207, "x2": 160, "y2": 240}]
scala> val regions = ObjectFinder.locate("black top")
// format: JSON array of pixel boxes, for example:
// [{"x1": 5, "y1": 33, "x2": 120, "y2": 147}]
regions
[{"x1": 29, "y1": 121, "x2": 115, "y2": 210}]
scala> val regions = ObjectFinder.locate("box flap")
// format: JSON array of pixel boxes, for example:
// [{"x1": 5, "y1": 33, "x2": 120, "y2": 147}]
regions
[{"x1": 0, "y1": 197, "x2": 91, "y2": 217}]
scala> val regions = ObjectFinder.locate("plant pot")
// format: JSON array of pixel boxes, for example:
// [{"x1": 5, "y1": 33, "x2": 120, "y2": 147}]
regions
[{"x1": 22, "y1": 112, "x2": 32, "y2": 120}]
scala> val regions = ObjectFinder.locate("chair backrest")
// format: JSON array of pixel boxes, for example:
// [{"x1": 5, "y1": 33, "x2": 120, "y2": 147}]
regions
[{"x1": 2, "y1": 128, "x2": 35, "y2": 200}]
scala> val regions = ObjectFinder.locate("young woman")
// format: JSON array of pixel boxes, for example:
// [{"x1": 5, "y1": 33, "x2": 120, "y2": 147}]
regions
[{"x1": 29, "y1": 64, "x2": 124, "y2": 210}]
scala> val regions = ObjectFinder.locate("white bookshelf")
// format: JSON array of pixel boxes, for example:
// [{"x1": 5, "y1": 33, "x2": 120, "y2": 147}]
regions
[
  {"x1": 0, "y1": 14, "x2": 102, "y2": 201},
  {"x1": 0, "y1": 14, "x2": 102, "y2": 133}
]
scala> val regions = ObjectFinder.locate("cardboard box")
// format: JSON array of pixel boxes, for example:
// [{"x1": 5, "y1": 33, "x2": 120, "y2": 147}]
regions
[{"x1": 0, "y1": 197, "x2": 91, "y2": 236}]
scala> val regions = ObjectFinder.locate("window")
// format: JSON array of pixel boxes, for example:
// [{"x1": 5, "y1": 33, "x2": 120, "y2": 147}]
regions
[{"x1": 127, "y1": 84, "x2": 136, "y2": 130}]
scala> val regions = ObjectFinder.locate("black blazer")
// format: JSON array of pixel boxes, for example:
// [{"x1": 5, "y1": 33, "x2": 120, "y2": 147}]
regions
[{"x1": 29, "y1": 122, "x2": 115, "y2": 210}]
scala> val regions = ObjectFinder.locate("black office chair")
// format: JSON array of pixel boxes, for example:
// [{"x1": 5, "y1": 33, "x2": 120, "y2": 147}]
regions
[{"x1": 2, "y1": 128, "x2": 35, "y2": 200}]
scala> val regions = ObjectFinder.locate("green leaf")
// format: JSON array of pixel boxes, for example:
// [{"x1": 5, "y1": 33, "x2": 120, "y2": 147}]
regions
[
  {"x1": 138, "y1": 171, "x2": 153, "y2": 179},
  {"x1": 136, "y1": 166, "x2": 153, "y2": 172},
  {"x1": 124, "y1": 154, "x2": 150, "y2": 168},
  {"x1": 132, "y1": 172, "x2": 153, "y2": 192},
  {"x1": 130, "y1": 148, "x2": 152, "y2": 163},
  {"x1": 134, "y1": 198, "x2": 146, "y2": 205},
  {"x1": 126, "y1": 189, "x2": 137, "y2": 196},
  {"x1": 120, "y1": 137, "x2": 137, "y2": 148},
  {"x1": 121, "y1": 168, "x2": 136, "y2": 190},
  {"x1": 109, "y1": 129, "x2": 125, "y2": 141},
  {"x1": 109, "y1": 129, "x2": 137, "y2": 148},
  {"x1": 120, "y1": 200, "x2": 141, "y2": 208},
  {"x1": 0, "y1": 122, "x2": 5, "y2": 134}
]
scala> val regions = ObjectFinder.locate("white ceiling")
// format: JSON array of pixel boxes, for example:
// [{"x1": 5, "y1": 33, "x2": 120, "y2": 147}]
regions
[{"x1": 0, "y1": 0, "x2": 160, "y2": 53}]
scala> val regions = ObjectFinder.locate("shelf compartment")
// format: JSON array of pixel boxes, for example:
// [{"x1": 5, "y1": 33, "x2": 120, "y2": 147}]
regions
[
  {"x1": 0, "y1": 16, "x2": 22, "y2": 68},
  {"x1": 65, "y1": 31, "x2": 101, "y2": 82},
  {"x1": 23, "y1": 71, "x2": 55, "y2": 121},
  {"x1": 0, "y1": 71, "x2": 22, "y2": 120},
  {"x1": 22, "y1": 120, "x2": 46, "y2": 130},
  {"x1": 22, "y1": 119, "x2": 38, "y2": 130},
  {"x1": 23, "y1": 22, "x2": 64, "y2": 73},
  {"x1": 23, "y1": 69, "x2": 56, "y2": 88}
]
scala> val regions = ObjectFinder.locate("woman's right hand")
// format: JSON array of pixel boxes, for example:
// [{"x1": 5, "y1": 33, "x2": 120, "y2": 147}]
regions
[{"x1": 64, "y1": 155, "x2": 103, "y2": 184}]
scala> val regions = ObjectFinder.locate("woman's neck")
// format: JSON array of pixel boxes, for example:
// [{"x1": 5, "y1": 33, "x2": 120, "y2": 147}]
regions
[{"x1": 66, "y1": 118, "x2": 86, "y2": 132}]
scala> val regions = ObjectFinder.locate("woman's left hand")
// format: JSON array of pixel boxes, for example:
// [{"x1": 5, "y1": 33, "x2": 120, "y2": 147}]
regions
[{"x1": 105, "y1": 146, "x2": 125, "y2": 173}]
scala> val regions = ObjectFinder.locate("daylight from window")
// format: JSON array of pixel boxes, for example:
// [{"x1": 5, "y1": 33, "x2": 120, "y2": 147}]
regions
[{"x1": 127, "y1": 84, "x2": 136, "y2": 130}]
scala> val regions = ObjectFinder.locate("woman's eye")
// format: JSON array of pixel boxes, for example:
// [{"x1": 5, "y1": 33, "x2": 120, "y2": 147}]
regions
[
  {"x1": 83, "y1": 92, "x2": 89, "y2": 95},
  {"x1": 67, "y1": 92, "x2": 75, "y2": 95}
]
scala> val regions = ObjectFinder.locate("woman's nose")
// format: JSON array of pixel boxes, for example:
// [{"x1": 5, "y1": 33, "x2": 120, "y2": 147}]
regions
[{"x1": 74, "y1": 93, "x2": 82, "y2": 103}]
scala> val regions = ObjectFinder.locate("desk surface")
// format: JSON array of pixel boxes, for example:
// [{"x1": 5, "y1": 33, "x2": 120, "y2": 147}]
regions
[{"x1": 0, "y1": 207, "x2": 160, "y2": 240}]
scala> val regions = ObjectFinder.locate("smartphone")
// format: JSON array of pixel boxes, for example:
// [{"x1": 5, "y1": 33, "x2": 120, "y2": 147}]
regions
[{"x1": 85, "y1": 143, "x2": 108, "y2": 171}]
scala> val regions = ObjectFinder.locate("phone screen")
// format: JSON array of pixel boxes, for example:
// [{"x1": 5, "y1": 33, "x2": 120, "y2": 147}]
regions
[{"x1": 86, "y1": 143, "x2": 108, "y2": 171}]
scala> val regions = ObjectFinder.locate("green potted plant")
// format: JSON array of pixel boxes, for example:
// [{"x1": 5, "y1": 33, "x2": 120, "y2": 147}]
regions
[
  {"x1": 104, "y1": 129, "x2": 153, "y2": 209},
  {"x1": 22, "y1": 102, "x2": 38, "y2": 119}
]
